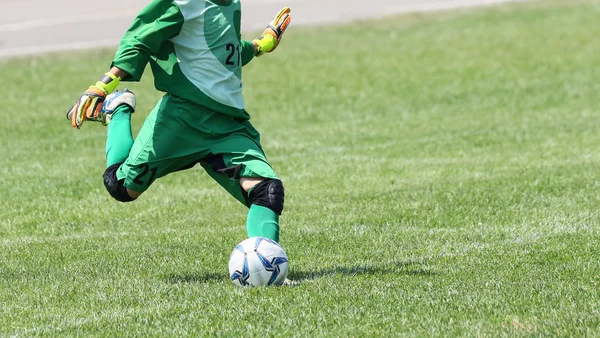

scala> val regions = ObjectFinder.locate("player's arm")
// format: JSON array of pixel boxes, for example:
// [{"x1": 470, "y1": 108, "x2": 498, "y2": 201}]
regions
[
  {"x1": 240, "y1": 40, "x2": 257, "y2": 66},
  {"x1": 253, "y1": 7, "x2": 292, "y2": 57},
  {"x1": 241, "y1": 7, "x2": 292, "y2": 66},
  {"x1": 111, "y1": 0, "x2": 185, "y2": 81},
  {"x1": 107, "y1": 67, "x2": 129, "y2": 80},
  {"x1": 68, "y1": 0, "x2": 184, "y2": 128}
]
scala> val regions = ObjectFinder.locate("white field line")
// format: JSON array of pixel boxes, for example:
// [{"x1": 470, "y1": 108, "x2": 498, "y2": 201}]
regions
[
  {"x1": 0, "y1": 39, "x2": 120, "y2": 58},
  {"x1": 0, "y1": 0, "x2": 531, "y2": 34},
  {"x1": 0, "y1": 11, "x2": 139, "y2": 33}
]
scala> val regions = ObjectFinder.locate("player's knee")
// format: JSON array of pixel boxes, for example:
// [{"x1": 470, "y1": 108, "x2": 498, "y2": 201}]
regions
[
  {"x1": 126, "y1": 188, "x2": 142, "y2": 199},
  {"x1": 103, "y1": 163, "x2": 138, "y2": 203},
  {"x1": 247, "y1": 179, "x2": 285, "y2": 215}
]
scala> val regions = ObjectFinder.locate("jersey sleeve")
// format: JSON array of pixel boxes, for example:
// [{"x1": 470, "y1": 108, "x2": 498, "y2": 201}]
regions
[
  {"x1": 111, "y1": 0, "x2": 185, "y2": 82},
  {"x1": 240, "y1": 40, "x2": 255, "y2": 66}
]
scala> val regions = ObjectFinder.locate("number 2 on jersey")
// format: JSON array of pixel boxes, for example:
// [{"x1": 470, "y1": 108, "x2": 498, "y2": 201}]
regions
[{"x1": 225, "y1": 43, "x2": 240, "y2": 66}]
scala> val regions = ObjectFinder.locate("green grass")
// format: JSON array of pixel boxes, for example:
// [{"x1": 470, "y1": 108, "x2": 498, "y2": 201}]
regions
[{"x1": 1, "y1": 0, "x2": 600, "y2": 336}]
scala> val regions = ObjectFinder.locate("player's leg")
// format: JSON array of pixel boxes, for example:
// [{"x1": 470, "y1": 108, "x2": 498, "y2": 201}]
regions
[
  {"x1": 66, "y1": 89, "x2": 140, "y2": 200},
  {"x1": 103, "y1": 93, "x2": 209, "y2": 202},
  {"x1": 104, "y1": 91, "x2": 135, "y2": 169},
  {"x1": 203, "y1": 126, "x2": 284, "y2": 242},
  {"x1": 242, "y1": 176, "x2": 284, "y2": 242},
  {"x1": 88, "y1": 89, "x2": 140, "y2": 202},
  {"x1": 201, "y1": 160, "x2": 283, "y2": 242}
]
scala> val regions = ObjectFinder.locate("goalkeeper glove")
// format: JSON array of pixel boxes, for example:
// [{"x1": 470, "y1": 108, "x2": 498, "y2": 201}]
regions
[
  {"x1": 253, "y1": 7, "x2": 292, "y2": 57},
  {"x1": 69, "y1": 72, "x2": 120, "y2": 128}
]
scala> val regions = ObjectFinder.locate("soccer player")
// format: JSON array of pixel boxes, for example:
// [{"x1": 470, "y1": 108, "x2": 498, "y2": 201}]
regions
[{"x1": 67, "y1": 1, "x2": 291, "y2": 243}]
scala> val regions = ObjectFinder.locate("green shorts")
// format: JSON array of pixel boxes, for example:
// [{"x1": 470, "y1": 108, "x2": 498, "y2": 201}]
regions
[{"x1": 116, "y1": 93, "x2": 278, "y2": 206}]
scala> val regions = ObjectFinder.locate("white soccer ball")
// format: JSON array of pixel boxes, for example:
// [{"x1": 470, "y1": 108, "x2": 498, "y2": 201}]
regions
[{"x1": 228, "y1": 237, "x2": 289, "y2": 287}]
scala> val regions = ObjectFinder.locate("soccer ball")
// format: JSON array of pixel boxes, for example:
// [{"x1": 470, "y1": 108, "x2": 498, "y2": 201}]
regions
[{"x1": 228, "y1": 237, "x2": 289, "y2": 287}]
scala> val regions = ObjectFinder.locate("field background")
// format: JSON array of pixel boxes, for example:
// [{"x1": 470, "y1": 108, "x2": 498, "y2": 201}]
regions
[
  {"x1": 1, "y1": 0, "x2": 599, "y2": 336},
  {"x1": 0, "y1": 0, "x2": 527, "y2": 57}
]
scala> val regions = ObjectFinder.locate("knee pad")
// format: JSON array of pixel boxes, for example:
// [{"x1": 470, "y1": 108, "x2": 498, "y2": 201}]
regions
[
  {"x1": 103, "y1": 163, "x2": 136, "y2": 203},
  {"x1": 248, "y1": 179, "x2": 285, "y2": 215}
]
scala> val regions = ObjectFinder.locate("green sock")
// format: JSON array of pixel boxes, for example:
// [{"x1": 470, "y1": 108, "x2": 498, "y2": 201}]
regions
[
  {"x1": 246, "y1": 205, "x2": 280, "y2": 242},
  {"x1": 105, "y1": 105, "x2": 134, "y2": 168}
]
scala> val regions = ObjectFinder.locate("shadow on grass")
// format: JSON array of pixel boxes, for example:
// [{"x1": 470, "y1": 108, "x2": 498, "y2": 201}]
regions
[
  {"x1": 289, "y1": 260, "x2": 436, "y2": 281},
  {"x1": 164, "y1": 260, "x2": 435, "y2": 285}
]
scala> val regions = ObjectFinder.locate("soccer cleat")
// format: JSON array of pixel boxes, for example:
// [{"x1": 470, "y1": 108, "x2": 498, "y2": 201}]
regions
[
  {"x1": 100, "y1": 89, "x2": 136, "y2": 124},
  {"x1": 66, "y1": 89, "x2": 136, "y2": 126},
  {"x1": 283, "y1": 278, "x2": 299, "y2": 286}
]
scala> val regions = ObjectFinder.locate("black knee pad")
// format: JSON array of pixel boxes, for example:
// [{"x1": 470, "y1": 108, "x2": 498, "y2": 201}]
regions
[
  {"x1": 248, "y1": 179, "x2": 284, "y2": 215},
  {"x1": 103, "y1": 163, "x2": 136, "y2": 203}
]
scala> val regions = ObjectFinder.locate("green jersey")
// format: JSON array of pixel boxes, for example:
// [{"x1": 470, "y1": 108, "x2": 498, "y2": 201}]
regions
[{"x1": 111, "y1": 0, "x2": 255, "y2": 119}]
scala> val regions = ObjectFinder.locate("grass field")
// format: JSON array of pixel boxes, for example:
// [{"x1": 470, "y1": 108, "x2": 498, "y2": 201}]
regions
[{"x1": 1, "y1": 0, "x2": 599, "y2": 336}]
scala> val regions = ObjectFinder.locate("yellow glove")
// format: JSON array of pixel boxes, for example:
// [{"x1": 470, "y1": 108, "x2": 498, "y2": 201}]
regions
[
  {"x1": 69, "y1": 72, "x2": 120, "y2": 128},
  {"x1": 253, "y1": 7, "x2": 292, "y2": 57}
]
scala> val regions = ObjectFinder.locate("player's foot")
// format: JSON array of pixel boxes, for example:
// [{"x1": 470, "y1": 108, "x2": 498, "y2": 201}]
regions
[
  {"x1": 66, "y1": 89, "x2": 136, "y2": 126},
  {"x1": 100, "y1": 89, "x2": 136, "y2": 125},
  {"x1": 283, "y1": 278, "x2": 300, "y2": 286}
]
